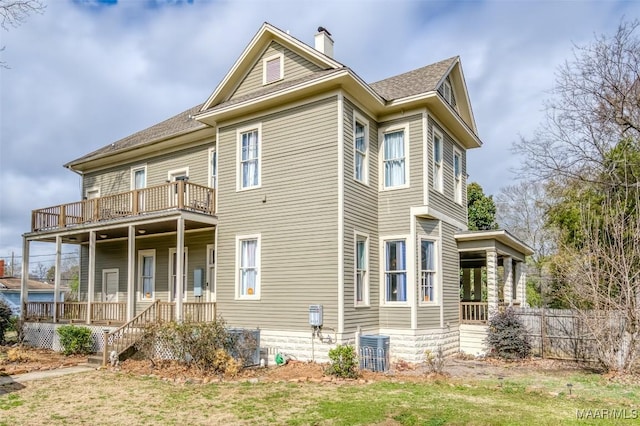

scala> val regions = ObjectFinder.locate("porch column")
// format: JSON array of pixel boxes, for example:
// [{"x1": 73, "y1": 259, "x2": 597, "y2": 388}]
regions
[
  {"x1": 503, "y1": 256, "x2": 513, "y2": 306},
  {"x1": 175, "y1": 216, "x2": 185, "y2": 322},
  {"x1": 127, "y1": 225, "x2": 136, "y2": 321},
  {"x1": 87, "y1": 230, "x2": 96, "y2": 324},
  {"x1": 462, "y1": 268, "x2": 471, "y2": 300},
  {"x1": 486, "y1": 250, "x2": 499, "y2": 319},
  {"x1": 515, "y1": 261, "x2": 527, "y2": 307},
  {"x1": 20, "y1": 238, "x2": 30, "y2": 321},
  {"x1": 53, "y1": 235, "x2": 62, "y2": 323},
  {"x1": 473, "y1": 267, "x2": 482, "y2": 301}
]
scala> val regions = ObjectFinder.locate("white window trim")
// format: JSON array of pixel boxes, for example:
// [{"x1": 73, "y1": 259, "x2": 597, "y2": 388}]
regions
[
  {"x1": 236, "y1": 123, "x2": 262, "y2": 191},
  {"x1": 85, "y1": 186, "x2": 100, "y2": 199},
  {"x1": 379, "y1": 235, "x2": 410, "y2": 306},
  {"x1": 354, "y1": 231, "x2": 370, "y2": 307},
  {"x1": 130, "y1": 164, "x2": 147, "y2": 190},
  {"x1": 262, "y1": 53, "x2": 284, "y2": 85},
  {"x1": 138, "y1": 249, "x2": 156, "y2": 301},
  {"x1": 167, "y1": 167, "x2": 189, "y2": 182},
  {"x1": 453, "y1": 147, "x2": 463, "y2": 204},
  {"x1": 442, "y1": 80, "x2": 453, "y2": 104},
  {"x1": 432, "y1": 129, "x2": 443, "y2": 193},
  {"x1": 418, "y1": 236, "x2": 440, "y2": 307},
  {"x1": 353, "y1": 111, "x2": 370, "y2": 186},
  {"x1": 208, "y1": 146, "x2": 217, "y2": 190},
  {"x1": 101, "y1": 268, "x2": 119, "y2": 302},
  {"x1": 379, "y1": 123, "x2": 410, "y2": 191},
  {"x1": 169, "y1": 247, "x2": 188, "y2": 302},
  {"x1": 235, "y1": 234, "x2": 261, "y2": 300},
  {"x1": 207, "y1": 243, "x2": 216, "y2": 302}
]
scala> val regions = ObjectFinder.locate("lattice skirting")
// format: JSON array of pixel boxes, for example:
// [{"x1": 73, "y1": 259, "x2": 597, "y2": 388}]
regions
[{"x1": 23, "y1": 323, "x2": 118, "y2": 353}]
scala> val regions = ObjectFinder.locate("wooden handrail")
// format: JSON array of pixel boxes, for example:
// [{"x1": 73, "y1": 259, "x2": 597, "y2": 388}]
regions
[
  {"x1": 32, "y1": 182, "x2": 215, "y2": 232},
  {"x1": 103, "y1": 300, "x2": 160, "y2": 365}
]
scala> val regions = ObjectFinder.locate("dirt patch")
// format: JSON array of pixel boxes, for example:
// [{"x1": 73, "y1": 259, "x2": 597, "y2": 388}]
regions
[
  {"x1": 114, "y1": 355, "x2": 590, "y2": 385},
  {"x1": 0, "y1": 345, "x2": 87, "y2": 376}
]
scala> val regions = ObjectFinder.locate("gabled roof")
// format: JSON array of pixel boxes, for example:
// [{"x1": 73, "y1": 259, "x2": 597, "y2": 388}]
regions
[
  {"x1": 200, "y1": 22, "x2": 344, "y2": 112},
  {"x1": 370, "y1": 57, "x2": 457, "y2": 101},
  {"x1": 65, "y1": 104, "x2": 206, "y2": 169},
  {"x1": 66, "y1": 23, "x2": 482, "y2": 171}
]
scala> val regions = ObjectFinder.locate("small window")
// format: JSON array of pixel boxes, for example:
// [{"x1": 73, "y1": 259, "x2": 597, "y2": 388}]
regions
[
  {"x1": 237, "y1": 235, "x2": 260, "y2": 299},
  {"x1": 442, "y1": 81, "x2": 453, "y2": 104},
  {"x1": 209, "y1": 148, "x2": 217, "y2": 189},
  {"x1": 355, "y1": 233, "x2": 369, "y2": 306},
  {"x1": 263, "y1": 53, "x2": 283, "y2": 85},
  {"x1": 383, "y1": 130, "x2": 406, "y2": 188},
  {"x1": 138, "y1": 249, "x2": 155, "y2": 300},
  {"x1": 384, "y1": 239, "x2": 406, "y2": 303},
  {"x1": 169, "y1": 248, "x2": 188, "y2": 301},
  {"x1": 238, "y1": 126, "x2": 260, "y2": 190},
  {"x1": 433, "y1": 130, "x2": 443, "y2": 192},
  {"x1": 453, "y1": 148, "x2": 462, "y2": 204},
  {"x1": 354, "y1": 113, "x2": 369, "y2": 184},
  {"x1": 420, "y1": 239, "x2": 436, "y2": 303}
]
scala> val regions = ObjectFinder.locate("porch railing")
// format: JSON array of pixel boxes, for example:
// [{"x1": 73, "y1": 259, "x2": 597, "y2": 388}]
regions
[
  {"x1": 31, "y1": 181, "x2": 215, "y2": 232},
  {"x1": 460, "y1": 301, "x2": 489, "y2": 324},
  {"x1": 23, "y1": 301, "x2": 126, "y2": 324}
]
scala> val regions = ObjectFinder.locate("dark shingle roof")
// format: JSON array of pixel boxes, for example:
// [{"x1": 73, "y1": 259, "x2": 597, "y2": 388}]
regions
[
  {"x1": 65, "y1": 104, "x2": 206, "y2": 167},
  {"x1": 369, "y1": 56, "x2": 457, "y2": 101},
  {"x1": 68, "y1": 57, "x2": 457, "y2": 167}
]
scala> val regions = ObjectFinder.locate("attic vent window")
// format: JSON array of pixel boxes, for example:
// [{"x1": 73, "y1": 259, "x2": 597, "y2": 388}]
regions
[
  {"x1": 441, "y1": 80, "x2": 455, "y2": 107},
  {"x1": 263, "y1": 53, "x2": 284, "y2": 85}
]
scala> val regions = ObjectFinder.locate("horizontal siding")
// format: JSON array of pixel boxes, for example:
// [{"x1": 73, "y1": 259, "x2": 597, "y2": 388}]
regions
[
  {"x1": 416, "y1": 218, "x2": 441, "y2": 328},
  {"x1": 342, "y1": 99, "x2": 379, "y2": 333},
  {"x1": 379, "y1": 307, "x2": 411, "y2": 328},
  {"x1": 427, "y1": 117, "x2": 467, "y2": 225},
  {"x1": 378, "y1": 114, "x2": 424, "y2": 235},
  {"x1": 441, "y1": 222, "x2": 461, "y2": 326},
  {"x1": 231, "y1": 41, "x2": 324, "y2": 100},
  {"x1": 215, "y1": 96, "x2": 339, "y2": 331},
  {"x1": 83, "y1": 143, "x2": 213, "y2": 197}
]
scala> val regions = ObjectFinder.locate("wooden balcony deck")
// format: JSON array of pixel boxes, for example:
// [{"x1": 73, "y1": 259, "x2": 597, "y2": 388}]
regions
[{"x1": 31, "y1": 181, "x2": 215, "y2": 232}]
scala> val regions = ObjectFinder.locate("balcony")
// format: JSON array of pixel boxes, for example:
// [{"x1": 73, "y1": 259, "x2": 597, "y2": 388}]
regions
[{"x1": 31, "y1": 181, "x2": 215, "y2": 232}]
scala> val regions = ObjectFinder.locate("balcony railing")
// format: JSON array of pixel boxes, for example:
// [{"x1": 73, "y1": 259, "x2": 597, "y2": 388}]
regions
[{"x1": 31, "y1": 181, "x2": 215, "y2": 232}]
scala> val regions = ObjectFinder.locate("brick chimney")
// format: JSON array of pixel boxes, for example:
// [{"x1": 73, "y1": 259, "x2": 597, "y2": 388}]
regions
[
  {"x1": 0, "y1": 259, "x2": 4, "y2": 278},
  {"x1": 314, "y1": 26, "x2": 334, "y2": 58}
]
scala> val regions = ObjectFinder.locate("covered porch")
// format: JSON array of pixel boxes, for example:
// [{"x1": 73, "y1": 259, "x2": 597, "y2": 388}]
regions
[
  {"x1": 455, "y1": 230, "x2": 533, "y2": 354},
  {"x1": 21, "y1": 181, "x2": 218, "y2": 327}
]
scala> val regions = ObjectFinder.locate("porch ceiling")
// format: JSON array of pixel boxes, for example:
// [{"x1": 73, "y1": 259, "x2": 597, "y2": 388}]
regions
[{"x1": 24, "y1": 210, "x2": 216, "y2": 244}]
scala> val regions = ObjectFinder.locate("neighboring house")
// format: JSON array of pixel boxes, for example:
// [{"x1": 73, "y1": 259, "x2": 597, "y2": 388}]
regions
[
  {"x1": 21, "y1": 23, "x2": 532, "y2": 361},
  {"x1": 0, "y1": 276, "x2": 66, "y2": 316}
]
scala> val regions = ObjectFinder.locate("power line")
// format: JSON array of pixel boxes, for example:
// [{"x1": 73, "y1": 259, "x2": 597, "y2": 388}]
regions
[{"x1": 1, "y1": 252, "x2": 79, "y2": 260}]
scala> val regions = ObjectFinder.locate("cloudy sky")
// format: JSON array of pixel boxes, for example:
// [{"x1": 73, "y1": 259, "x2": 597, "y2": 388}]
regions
[{"x1": 0, "y1": 0, "x2": 637, "y2": 270}]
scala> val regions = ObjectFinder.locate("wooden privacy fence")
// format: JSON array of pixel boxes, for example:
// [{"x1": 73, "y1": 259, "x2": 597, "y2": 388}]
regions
[{"x1": 512, "y1": 308, "x2": 597, "y2": 361}]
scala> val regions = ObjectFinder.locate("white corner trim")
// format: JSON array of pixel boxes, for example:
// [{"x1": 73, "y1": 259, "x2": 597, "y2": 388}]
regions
[{"x1": 337, "y1": 93, "x2": 345, "y2": 334}]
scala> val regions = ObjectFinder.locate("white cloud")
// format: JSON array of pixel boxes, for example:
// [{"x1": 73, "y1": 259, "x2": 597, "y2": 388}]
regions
[{"x1": 0, "y1": 0, "x2": 638, "y2": 261}]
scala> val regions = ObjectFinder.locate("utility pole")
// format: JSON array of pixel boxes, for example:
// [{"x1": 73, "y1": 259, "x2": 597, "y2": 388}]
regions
[{"x1": 11, "y1": 251, "x2": 14, "y2": 276}]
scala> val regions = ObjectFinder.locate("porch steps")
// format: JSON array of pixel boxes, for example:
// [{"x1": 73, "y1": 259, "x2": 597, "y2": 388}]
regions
[{"x1": 87, "y1": 355, "x2": 103, "y2": 366}]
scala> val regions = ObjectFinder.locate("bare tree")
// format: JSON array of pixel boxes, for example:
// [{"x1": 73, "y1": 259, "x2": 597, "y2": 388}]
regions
[
  {"x1": 513, "y1": 20, "x2": 640, "y2": 372},
  {"x1": 0, "y1": 0, "x2": 45, "y2": 68},
  {"x1": 515, "y1": 20, "x2": 640, "y2": 187},
  {"x1": 0, "y1": 0, "x2": 44, "y2": 30}
]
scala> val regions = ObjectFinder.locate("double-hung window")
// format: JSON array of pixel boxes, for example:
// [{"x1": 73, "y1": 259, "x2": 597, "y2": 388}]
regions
[
  {"x1": 433, "y1": 130, "x2": 443, "y2": 192},
  {"x1": 354, "y1": 114, "x2": 368, "y2": 184},
  {"x1": 237, "y1": 235, "x2": 260, "y2": 299},
  {"x1": 453, "y1": 148, "x2": 462, "y2": 204},
  {"x1": 420, "y1": 239, "x2": 436, "y2": 303},
  {"x1": 384, "y1": 240, "x2": 406, "y2": 302},
  {"x1": 169, "y1": 248, "x2": 188, "y2": 301},
  {"x1": 355, "y1": 234, "x2": 368, "y2": 305},
  {"x1": 138, "y1": 249, "x2": 155, "y2": 300},
  {"x1": 383, "y1": 129, "x2": 406, "y2": 188},
  {"x1": 239, "y1": 127, "x2": 260, "y2": 190}
]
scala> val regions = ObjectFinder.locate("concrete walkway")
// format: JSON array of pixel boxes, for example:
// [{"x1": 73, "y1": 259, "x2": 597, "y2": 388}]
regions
[{"x1": 0, "y1": 364, "x2": 96, "y2": 385}]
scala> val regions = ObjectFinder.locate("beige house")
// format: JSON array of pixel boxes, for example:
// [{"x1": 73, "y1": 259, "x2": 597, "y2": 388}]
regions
[{"x1": 21, "y1": 23, "x2": 531, "y2": 362}]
